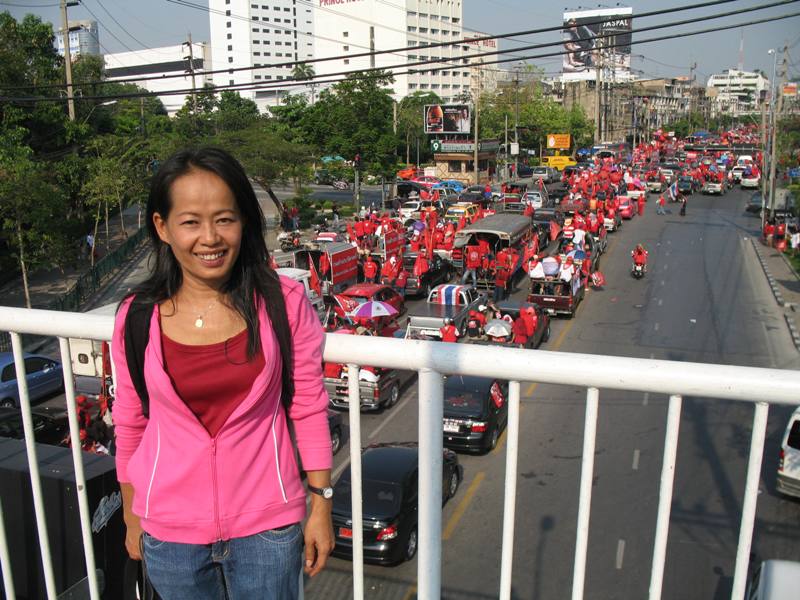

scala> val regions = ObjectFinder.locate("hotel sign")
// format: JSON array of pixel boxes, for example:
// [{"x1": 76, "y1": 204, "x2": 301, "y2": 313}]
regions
[{"x1": 431, "y1": 140, "x2": 500, "y2": 153}]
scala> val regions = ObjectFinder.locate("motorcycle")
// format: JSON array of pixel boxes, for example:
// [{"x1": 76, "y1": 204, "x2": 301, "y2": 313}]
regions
[
  {"x1": 631, "y1": 263, "x2": 645, "y2": 279},
  {"x1": 277, "y1": 230, "x2": 302, "y2": 252},
  {"x1": 331, "y1": 180, "x2": 349, "y2": 190}
]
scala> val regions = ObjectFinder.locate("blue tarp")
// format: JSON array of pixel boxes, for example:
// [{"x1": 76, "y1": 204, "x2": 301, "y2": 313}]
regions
[
  {"x1": 321, "y1": 155, "x2": 345, "y2": 163},
  {"x1": 691, "y1": 131, "x2": 711, "y2": 138}
]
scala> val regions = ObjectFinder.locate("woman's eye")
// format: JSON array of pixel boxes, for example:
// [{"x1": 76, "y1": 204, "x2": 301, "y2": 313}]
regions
[{"x1": 181, "y1": 220, "x2": 198, "y2": 226}]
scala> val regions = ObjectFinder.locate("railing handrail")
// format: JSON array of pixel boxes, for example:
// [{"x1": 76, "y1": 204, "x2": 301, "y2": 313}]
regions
[{"x1": 2, "y1": 306, "x2": 798, "y2": 406}]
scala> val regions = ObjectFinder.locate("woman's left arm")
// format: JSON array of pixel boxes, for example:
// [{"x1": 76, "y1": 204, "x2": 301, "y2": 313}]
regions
[{"x1": 304, "y1": 469, "x2": 334, "y2": 577}]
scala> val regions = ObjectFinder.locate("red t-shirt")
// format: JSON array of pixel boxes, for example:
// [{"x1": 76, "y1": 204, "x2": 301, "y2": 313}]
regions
[{"x1": 161, "y1": 328, "x2": 265, "y2": 437}]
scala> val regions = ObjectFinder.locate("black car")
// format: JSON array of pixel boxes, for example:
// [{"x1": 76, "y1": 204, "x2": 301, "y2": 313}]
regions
[
  {"x1": 402, "y1": 252, "x2": 454, "y2": 297},
  {"x1": 677, "y1": 176, "x2": 695, "y2": 195},
  {"x1": 0, "y1": 406, "x2": 69, "y2": 446},
  {"x1": 331, "y1": 443, "x2": 462, "y2": 565},
  {"x1": 443, "y1": 376, "x2": 509, "y2": 453}
]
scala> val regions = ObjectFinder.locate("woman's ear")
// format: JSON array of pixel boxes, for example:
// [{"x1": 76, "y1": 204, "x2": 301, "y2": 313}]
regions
[{"x1": 153, "y1": 212, "x2": 170, "y2": 245}]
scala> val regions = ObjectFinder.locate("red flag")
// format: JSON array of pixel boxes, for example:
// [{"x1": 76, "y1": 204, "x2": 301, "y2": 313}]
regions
[
  {"x1": 590, "y1": 271, "x2": 606, "y2": 288},
  {"x1": 538, "y1": 177, "x2": 544, "y2": 191},
  {"x1": 309, "y1": 259, "x2": 322, "y2": 297},
  {"x1": 346, "y1": 221, "x2": 357, "y2": 245},
  {"x1": 549, "y1": 220, "x2": 561, "y2": 242}
]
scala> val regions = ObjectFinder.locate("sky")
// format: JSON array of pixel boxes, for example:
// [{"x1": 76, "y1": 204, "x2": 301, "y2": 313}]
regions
[{"x1": 2, "y1": 0, "x2": 799, "y2": 85}]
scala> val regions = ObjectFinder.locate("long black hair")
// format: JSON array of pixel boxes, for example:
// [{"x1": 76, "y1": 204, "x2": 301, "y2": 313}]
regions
[{"x1": 126, "y1": 147, "x2": 294, "y2": 408}]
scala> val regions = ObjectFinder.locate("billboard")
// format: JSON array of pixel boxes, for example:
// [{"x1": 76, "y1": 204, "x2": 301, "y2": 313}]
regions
[
  {"x1": 562, "y1": 7, "x2": 632, "y2": 81},
  {"x1": 424, "y1": 104, "x2": 471, "y2": 134},
  {"x1": 546, "y1": 134, "x2": 571, "y2": 149}
]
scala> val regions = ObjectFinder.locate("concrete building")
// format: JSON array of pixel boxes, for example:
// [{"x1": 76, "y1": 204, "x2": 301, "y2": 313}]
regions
[
  {"x1": 104, "y1": 44, "x2": 212, "y2": 116},
  {"x1": 312, "y1": 0, "x2": 471, "y2": 103},
  {"x1": 55, "y1": 20, "x2": 100, "y2": 59},
  {"x1": 706, "y1": 69, "x2": 769, "y2": 116},
  {"x1": 208, "y1": 0, "x2": 315, "y2": 110}
]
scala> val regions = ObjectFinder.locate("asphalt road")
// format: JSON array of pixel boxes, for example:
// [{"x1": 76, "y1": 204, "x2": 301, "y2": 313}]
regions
[
  {"x1": 35, "y1": 185, "x2": 800, "y2": 599},
  {"x1": 303, "y1": 187, "x2": 800, "y2": 600}
]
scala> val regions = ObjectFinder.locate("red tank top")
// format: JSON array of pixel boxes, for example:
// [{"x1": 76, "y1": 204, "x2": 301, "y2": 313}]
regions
[{"x1": 161, "y1": 328, "x2": 265, "y2": 437}]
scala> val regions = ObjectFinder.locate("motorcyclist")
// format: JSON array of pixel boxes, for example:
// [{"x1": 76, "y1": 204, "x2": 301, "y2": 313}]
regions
[{"x1": 631, "y1": 244, "x2": 648, "y2": 273}]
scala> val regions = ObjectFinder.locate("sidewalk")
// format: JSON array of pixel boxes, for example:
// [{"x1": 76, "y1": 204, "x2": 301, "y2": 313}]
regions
[
  {"x1": 0, "y1": 205, "x2": 144, "y2": 310},
  {"x1": 751, "y1": 240, "x2": 800, "y2": 350}
]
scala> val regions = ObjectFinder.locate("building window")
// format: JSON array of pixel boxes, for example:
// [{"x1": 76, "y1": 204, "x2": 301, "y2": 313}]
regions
[
  {"x1": 277, "y1": 75, "x2": 283, "y2": 80},
  {"x1": 276, "y1": 52, "x2": 282, "y2": 56},
  {"x1": 284, "y1": 18, "x2": 290, "y2": 23},
  {"x1": 254, "y1": 40, "x2": 260, "y2": 44},
  {"x1": 227, "y1": 21, "x2": 231, "y2": 28},
  {"x1": 228, "y1": 57, "x2": 233, "y2": 63},
  {"x1": 343, "y1": 31, "x2": 349, "y2": 37},
  {"x1": 276, "y1": 41, "x2": 282, "y2": 45},
  {"x1": 343, "y1": 45, "x2": 349, "y2": 51},
  {"x1": 228, "y1": 45, "x2": 233, "y2": 50},
  {"x1": 264, "y1": 52, "x2": 271, "y2": 56},
  {"x1": 230, "y1": 79, "x2": 234, "y2": 85},
  {"x1": 254, "y1": 51, "x2": 261, "y2": 56},
  {"x1": 409, "y1": 83, "x2": 417, "y2": 89},
  {"x1": 448, "y1": 161, "x2": 461, "y2": 173},
  {"x1": 228, "y1": 33, "x2": 232, "y2": 39},
  {"x1": 344, "y1": 59, "x2": 350, "y2": 65},
  {"x1": 252, "y1": 3, "x2": 258, "y2": 7},
  {"x1": 419, "y1": 27, "x2": 427, "y2": 33},
  {"x1": 263, "y1": 28, "x2": 269, "y2": 33},
  {"x1": 408, "y1": 26, "x2": 416, "y2": 32},
  {"x1": 252, "y1": 16, "x2": 259, "y2": 20},
  {"x1": 255, "y1": 75, "x2": 261, "y2": 79},
  {"x1": 226, "y1": 10, "x2": 231, "y2": 15}
]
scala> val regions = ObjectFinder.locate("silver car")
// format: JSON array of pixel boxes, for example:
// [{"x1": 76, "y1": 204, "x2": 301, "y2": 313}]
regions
[
  {"x1": 0, "y1": 353, "x2": 64, "y2": 408},
  {"x1": 531, "y1": 166, "x2": 559, "y2": 185}
]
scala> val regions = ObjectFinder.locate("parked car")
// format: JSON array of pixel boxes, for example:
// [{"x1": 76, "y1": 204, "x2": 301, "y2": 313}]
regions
[
  {"x1": 0, "y1": 405, "x2": 69, "y2": 446},
  {"x1": 0, "y1": 353, "x2": 63, "y2": 408},
  {"x1": 443, "y1": 376, "x2": 509, "y2": 453},
  {"x1": 531, "y1": 166, "x2": 559, "y2": 185},
  {"x1": 522, "y1": 188, "x2": 550, "y2": 210},
  {"x1": 777, "y1": 406, "x2": 800, "y2": 499},
  {"x1": 402, "y1": 252, "x2": 454, "y2": 297},
  {"x1": 741, "y1": 173, "x2": 761, "y2": 189},
  {"x1": 410, "y1": 175, "x2": 441, "y2": 188},
  {"x1": 331, "y1": 443, "x2": 462, "y2": 565},
  {"x1": 702, "y1": 180, "x2": 725, "y2": 195},
  {"x1": 745, "y1": 192, "x2": 764, "y2": 214},
  {"x1": 677, "y1": 176, "x2": 696, "y2": 195},
  {"x1": 730, "y1": 166, "x2": 746, "y2": 183},
  {"x1": 433, "y1": 180, "x2": 465, "y2": 193}
]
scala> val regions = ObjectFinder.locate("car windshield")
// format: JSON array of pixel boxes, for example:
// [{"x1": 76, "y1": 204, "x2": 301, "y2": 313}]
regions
[
  {"x1": 402, "y1": 201, "x2": 419, "y2": 209},
  {"x1": 334, "y1": 478, "x2": 403, "y2": 518},
  {"x1": 533, "y1": 168, "x2": 547, "y2": 174},
  {"x1": 444, "y1": 376, "x2": 488, "y2": 417}
]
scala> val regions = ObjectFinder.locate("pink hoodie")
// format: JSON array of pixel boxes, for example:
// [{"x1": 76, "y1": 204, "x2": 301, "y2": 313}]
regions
[{"x1": 111, "y1": 277, "x2": 331, "y2": 544}]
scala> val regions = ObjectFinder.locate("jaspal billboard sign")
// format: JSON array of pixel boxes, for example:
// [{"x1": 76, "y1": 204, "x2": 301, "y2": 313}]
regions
[
  {"x1": 424, "y1": 104, "x2": 471, "y2": 134},
  {"x1": 562, "y1": 7, "x2": 632, "y2": 81}
]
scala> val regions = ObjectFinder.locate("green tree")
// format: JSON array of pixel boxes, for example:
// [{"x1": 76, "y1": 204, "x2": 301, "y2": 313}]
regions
[
  {"x1": 291, "y1": 62, "x2": 317, "y2": 104},
  {"x1": 173, "y1": 83, "x2": 218, "y2": 140},
  {"x1": 215, "y1": 90, "x2": 260, "y2": 132},
  {"x1": 396, "y1": 91, "x2": 442, "y2": 165}
]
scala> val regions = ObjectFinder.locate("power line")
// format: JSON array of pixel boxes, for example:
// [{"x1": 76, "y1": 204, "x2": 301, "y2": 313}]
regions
[
  {"x1": 0, "y1": 1, "x2": 59, "y2": 6},
  {"x1": 1, "y1": 0, "x2": 764, "y2": 92},
  {"x1": 3, "y1": 8, "x2": 796, "y2": 104},
  {"x1": 91, "y1": 0, "x2": 155, "y2": 52}
]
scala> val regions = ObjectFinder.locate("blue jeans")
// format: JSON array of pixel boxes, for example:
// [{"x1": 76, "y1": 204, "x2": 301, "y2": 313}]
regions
[
  {"x1": 461, "y1": 269, "x2": 477, "y2": 286},
  {"x1": 142, "y1": 524, "x2": 304, "y2": 600}
]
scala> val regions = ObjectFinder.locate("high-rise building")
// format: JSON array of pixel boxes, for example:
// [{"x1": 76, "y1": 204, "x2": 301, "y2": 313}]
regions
[
  {"x1": 706, "y1": 69, "x2": 769, "y2": 115},
  {"x1": 312, "y1": 0, "x2": 470, "y2": 103},
  {"x1": 208, "y1": 0, "x2": 315, "y2": 110},
  {"x1": 55, "y1": 20, "x2": 100, "y2": 59}
]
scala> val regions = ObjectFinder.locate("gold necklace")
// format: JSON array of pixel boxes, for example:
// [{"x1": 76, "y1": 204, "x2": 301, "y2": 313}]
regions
[{"x1": 188, "y1": 297, "x2": 219, "y2": 328}]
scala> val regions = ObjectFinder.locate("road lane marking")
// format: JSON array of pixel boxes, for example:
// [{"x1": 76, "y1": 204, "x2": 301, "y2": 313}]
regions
[
  {"x1": 443, "y1": 471, "x2": 486, "y2": 540},
  {"x1": 643, "y1": 392, "x2": 649, "y2": 406},
  {"x1": 402, "y1": 587, "x2": 417, "y2": 600},
  {"x1": 616, "y1": 539, "x2": 626, "y2": 569},
  {"x1": 654, "y1": 322, "x2": 660, "y2": 331},
  {"x1": 632, "y1": 449, "x2": 640, "y2": 471}
]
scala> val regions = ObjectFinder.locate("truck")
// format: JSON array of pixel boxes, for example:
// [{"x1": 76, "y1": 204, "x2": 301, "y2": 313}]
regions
[
  {"x1": 69, "y1": 303, "x2": 117, "y2": 399},
  {"x1": 528, "y1": 274, "x2": 585, "y2": 318},
  {"x1": 405, "y1": 284, "x2": 486, "y2": 339},
  {"x1": 275, "y1": 267, "x2": 325, "y2": 320},
  {"x1": 279, "y1": 241, "x2": 359, "y2": 296},
  {"x1": 323, "y1": 324, "x2": 414, "y2": 411}
]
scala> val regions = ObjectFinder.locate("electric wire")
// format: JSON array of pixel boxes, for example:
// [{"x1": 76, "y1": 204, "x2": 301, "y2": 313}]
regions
[
  {"x1": 0, "y1": 0, "x2": 772, "y2": 92},
  {"x1": 2, "y1": 8, "x2": 796, "y2": 104}
]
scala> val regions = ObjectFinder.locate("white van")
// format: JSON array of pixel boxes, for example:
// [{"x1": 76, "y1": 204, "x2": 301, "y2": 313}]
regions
[
  {"x1": 777, "y1": 407, "x2": 800, "y2": 498},
  {"x1": 737, "y1": 155, "x2": 754, "y2": 167},
  {"x1": 747, "y1": 560, "x2": 800, "y2": 600},
  {"x1": 276, "y1": 267, "x2": 325, "y2": 320}
]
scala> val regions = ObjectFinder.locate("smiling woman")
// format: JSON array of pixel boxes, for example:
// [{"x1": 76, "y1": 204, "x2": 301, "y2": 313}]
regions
[{"x1": 111, "y1": 147, "x2": 334, "y2": 599}]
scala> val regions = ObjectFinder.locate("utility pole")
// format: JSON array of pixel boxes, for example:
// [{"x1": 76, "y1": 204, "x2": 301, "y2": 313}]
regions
[
  {"x1": 140, "y1": 97, "x2": 147, "y2": 137},
  {"x1": 595, "y1": 37, "x2": 603, "y2": 142},
  {"x1": 760, "y1": 99, "x2": 768, "y2": 228},
  {"x1": 767, "y1": 46, "x2": 788, "y2": 218},
  {"x1": 472, "y1": 62, "x2": 483, "y2": 185},
  {"x1": 60, "y1": 0, "x2": 78, "y2": 121},
  {"x1": 183, "y1": 34, "x2": 198, "y2": 115},
  {"x1": 504, "y1": 114, "x2": 509, "y2": 181},
  {"x1": 369, "y1": 26, "x2": 375, "y2": 69}
]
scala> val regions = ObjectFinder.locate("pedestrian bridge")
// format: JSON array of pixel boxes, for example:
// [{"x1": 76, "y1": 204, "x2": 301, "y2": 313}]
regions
[{"x1": 0, "y1": 305, "x2": 798, "y2": 600}]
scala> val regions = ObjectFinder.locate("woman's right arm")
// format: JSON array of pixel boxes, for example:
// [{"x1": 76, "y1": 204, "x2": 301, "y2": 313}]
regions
[{"x1": 111, "y1": 298, "x2": 149, "y2": 559}]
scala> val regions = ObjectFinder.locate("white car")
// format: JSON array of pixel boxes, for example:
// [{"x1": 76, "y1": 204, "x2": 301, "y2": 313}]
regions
[
  {"x1": 777, "y1": 407, "x2": 800, "y2": 498},
  {"x1": 740, "y1": 174, "x2": 760, "y2": 189},
  {"x1": 702, "y1": 180, "x2": 725, "y2": 195},
  {"x1": 730, "y1": 166, "x2": 745, "y2": 183},
  {"x1": 522, "y1": 190, "x2": 548, "y2": 209}
]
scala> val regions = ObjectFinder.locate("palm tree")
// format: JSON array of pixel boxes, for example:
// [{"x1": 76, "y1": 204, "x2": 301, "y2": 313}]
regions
[{"x1": 291, "y1": 62, "x2": 317, "y2": 104}]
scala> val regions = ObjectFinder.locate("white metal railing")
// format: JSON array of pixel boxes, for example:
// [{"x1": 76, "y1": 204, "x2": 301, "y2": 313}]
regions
[{"x1": 1, "y1": 306, "x2": 799, "y2": 600}]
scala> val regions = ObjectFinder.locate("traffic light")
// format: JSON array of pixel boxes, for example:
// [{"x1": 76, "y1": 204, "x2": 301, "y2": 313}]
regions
[{"x1": 354, "y1": 154, "x2": 362, "y2": 170}]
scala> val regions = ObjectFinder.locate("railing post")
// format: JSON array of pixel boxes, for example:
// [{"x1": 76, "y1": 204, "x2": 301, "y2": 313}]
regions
[
  {"x1": 499, "y1": 380, "x2": 521, "y2": 600},
  {"x1": 347, "y1": 364, "x2": 364, "y2": 600},
  {"x1": 648, "y1": 394, "x2": 683, "y2": 600},
  {"x1": 418, "y1": 368, "x2": 444, "y2": 600},
  {"x1": 730, "y1": 401, "x2": 769, "y2": 600},
  {"x1": 11, "y1": 332, "x2": 57, "y2": 600},
  {"x1": 571, "y1": 386, "x2": 600, "y2": 600},
  {"x1": 57, "y1": 337, "x2": 101, "y2": 600}
]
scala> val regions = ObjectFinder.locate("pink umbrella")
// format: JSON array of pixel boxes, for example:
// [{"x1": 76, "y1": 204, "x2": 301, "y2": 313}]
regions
[{"x1": 349, "y1": 300, "x2": 398, "y2": 319}]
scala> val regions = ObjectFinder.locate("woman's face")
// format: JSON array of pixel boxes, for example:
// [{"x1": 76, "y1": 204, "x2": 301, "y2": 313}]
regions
[{"x1": 154, "y1": 168, "x2": 243, "y2": 290}]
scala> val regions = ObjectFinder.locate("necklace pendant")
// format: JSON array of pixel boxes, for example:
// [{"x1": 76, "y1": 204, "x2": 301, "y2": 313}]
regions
[{"x1": 194, "y1": 317, "x2": 204, "y2": 328}]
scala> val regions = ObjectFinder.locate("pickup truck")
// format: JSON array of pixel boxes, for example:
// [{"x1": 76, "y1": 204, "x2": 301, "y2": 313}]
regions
[
  {"x1": 405, "y1": 284, "x2": 486, "y2": 339},
  {"x1": 528, "y1": 275, "x2": 585, "y2": 318},
  {"x1": 323, "y1": 325, "x2": 414, "y2": 411},
  {"x1": 463, "y1": 301, "x2": 551, "y2": 349}
]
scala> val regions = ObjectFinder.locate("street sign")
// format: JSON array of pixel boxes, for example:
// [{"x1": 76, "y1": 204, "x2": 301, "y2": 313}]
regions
[
  {"x1": 546, "y1": 134, "x2": 571, "y2": 149},
  {"x1": 510, "y1": 142, "x2": 519, "y2": 156},
  {"x1": 783, "y1": 83, "x2": 798, "y2": 97}
]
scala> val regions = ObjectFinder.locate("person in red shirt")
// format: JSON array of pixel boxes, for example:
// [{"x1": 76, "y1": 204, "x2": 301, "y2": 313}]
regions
[
  {"x1": 439, "y1": 318, "x2": 460, "y2": 343},
  {"x1": 512, "y1": 315, "x2": 529, "y2": 346},
  {"x1": 413, "y1": 252, "x2": 429, "y2": 277},
  {"x1": 637, "y1": 194, "x2": 645, "y2": 216},
  {"x1": 381, "y1": 254, "x2": 399, "y2": 285},
  {"x1": 395, "y1": 267, "x2": 409, "y2": 298},
  {"x1": 632, "y1": 244, "x2": 648, "y2": 272},
  {"x1": 354, "y1": 217, "x2": 365, "y2": 245},
  {"x1": 462, "y1": 244, "x2": 482, "y2": 286},
  {"x1": 362, "y1": 255, "x2": 378, "y2": 283}
]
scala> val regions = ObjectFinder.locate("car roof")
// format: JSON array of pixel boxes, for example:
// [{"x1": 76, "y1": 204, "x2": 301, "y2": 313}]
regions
[
  {"x1": 341, "y1": 283, "x2": 389, "y2": 296},
  {"x1": 361, "y1": 443, "x2": 419, "y2": 482},
  {"x1": 0, "y1": 352, "x2": 54, "y2": 367}
]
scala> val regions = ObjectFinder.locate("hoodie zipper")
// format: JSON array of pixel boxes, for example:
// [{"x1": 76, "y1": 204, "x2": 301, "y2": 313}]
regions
[{"x1": 211, "y1": 438, "x2": 222, "y2": 541}]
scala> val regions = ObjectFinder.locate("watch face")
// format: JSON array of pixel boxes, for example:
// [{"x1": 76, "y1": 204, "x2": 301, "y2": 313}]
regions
[{"x1": 323, "y1": 487, "x2": 334, "y2": 499}]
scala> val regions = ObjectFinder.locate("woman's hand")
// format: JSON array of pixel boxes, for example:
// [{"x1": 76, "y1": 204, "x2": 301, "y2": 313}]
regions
[
  {"x1": 304, "y1": 496, "x2": 335, "y2": 577},
  {"x1": 125, "y1": 515, "x2": 144, "y2": 560}
]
